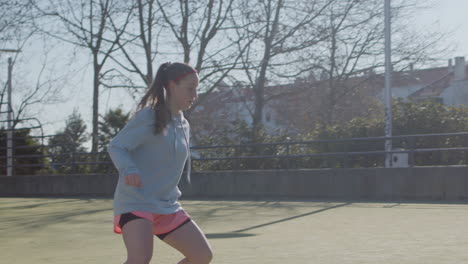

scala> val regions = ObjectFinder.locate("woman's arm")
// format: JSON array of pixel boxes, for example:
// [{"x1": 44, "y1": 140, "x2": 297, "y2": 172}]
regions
[{"x1": 107, "y1": 108, "x2": 154, "y2": 178}]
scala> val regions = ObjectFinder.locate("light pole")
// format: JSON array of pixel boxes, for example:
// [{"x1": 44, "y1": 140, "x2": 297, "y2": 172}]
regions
[
  {"x1": 384, "y1": 0, "x2": 393, "y2": 168},
  {"x1": 1, "y1": 49, "x2": 21, "y2": 176}
]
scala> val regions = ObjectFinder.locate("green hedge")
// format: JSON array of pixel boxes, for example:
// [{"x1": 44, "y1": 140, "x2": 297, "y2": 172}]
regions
[{"x1": 193, "y1": 99, "x2": 468, "y2": 170}]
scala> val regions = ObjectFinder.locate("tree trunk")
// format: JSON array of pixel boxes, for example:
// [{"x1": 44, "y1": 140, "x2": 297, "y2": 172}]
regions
[
  {"x1": 251, "y1": 0, "x2": 282, "y2": 143},
  {"x1": 92, "y1": 52, "x2": 101, "y2": 155}
]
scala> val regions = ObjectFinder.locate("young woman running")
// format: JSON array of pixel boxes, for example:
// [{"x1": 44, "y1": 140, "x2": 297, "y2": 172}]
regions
[{"x1": 107, "y1": 62, "x2": 213, "y2": 264}]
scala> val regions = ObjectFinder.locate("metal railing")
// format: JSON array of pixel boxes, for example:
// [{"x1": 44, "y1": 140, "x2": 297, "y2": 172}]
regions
[
  {"x1": 0, "y1": 131, "x2": 467, "y2": 175},
  {"x1": 190, "y1": 132, "x2": 468, "y2": 170}
]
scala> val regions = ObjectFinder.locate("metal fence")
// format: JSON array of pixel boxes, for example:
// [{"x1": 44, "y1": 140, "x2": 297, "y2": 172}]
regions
[
  {"x1": 0, "y1": 131, "x2": 467, "y2": 176},
  {"x1": 190, "y1": 132, "x2": 468, "y2": 170}
]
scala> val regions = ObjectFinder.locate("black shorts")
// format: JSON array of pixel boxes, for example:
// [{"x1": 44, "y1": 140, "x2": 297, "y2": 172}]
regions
[{"x1": 119, "y1": 212, "x2": 192, "y2": 240}]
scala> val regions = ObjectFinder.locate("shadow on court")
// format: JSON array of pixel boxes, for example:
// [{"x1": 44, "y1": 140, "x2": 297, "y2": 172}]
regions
[
  {"x1": 205, "y1": 233, "x2": 257, "y2": 239},
  {"x1": 0, "y1": 199, "x2": 87, "y2": 211},
  {"x1": 205, "y1": 202, "x2": 351, "y2": 239}
]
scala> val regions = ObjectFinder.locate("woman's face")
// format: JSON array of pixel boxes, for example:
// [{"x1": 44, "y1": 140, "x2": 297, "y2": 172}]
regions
[{"x1": 169, "y1": 72, "x2": 199, "y2": 111}]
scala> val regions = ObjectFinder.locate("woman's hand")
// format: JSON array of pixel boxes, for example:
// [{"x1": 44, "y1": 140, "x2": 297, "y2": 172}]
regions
[{"x1": 125, "y1": 173, "x2": 142, "y2": 188}]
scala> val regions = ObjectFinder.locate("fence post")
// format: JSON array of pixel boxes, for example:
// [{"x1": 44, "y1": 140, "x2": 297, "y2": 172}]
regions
[
  {"x1": 6, "y1": 58, "x2": 13, "y2": 177},
  {"x1": 344, "y1": 153, "x2": 349, "y2": 168},
  {"x1": 344, "y1": 141, "x2": 350, "y2": 168},
  {"x1": 409, "y1": 137, "x2": 415, "y2": 167},
  {"x1": 71, "y1": 152, "x2": 76, "y2": 174}
]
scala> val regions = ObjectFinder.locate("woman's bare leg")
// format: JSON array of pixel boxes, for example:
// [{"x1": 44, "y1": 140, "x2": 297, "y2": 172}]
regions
[
  {"x1": 121, "y1": 218, "x2": 154, "y2": 264},
  {"x1": 162, "y1": 220, "x2": 213, "y2": 264}
]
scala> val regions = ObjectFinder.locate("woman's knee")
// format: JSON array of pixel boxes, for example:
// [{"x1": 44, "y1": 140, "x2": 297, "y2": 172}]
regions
[
  {"x1": 190, "y1": 248, "x2": 213, "y2": 264},
  {"x1": 125, "y1": 247, "x2": 153, "y2": 264},
  {"x1": 204, "y1": 249, "x2": 214, "y2": 263},
  {"x1": 125, "y1": 245, "x2": 153, "y2": 264},
  {"x1": 125, "y1": 254, "x2": 152, "y2": 264}
]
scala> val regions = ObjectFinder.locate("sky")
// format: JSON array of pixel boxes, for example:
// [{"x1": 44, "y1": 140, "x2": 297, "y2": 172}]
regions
[
  {"x1": 2, "y1": 0, "x2": 468, "y2": 150},
  {"x1": 412, "y1": 0, "x2": 468, "y2": 59}
]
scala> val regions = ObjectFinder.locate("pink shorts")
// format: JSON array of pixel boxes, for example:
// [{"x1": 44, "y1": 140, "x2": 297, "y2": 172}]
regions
[{"x1": 114, "y1": 209, "x2": 191, "y2": 240}]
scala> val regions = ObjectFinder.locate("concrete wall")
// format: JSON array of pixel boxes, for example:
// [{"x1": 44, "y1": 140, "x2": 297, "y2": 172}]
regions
[
  {"x1": 1, "y1": 167, "x2": 467, "y2": 201},
  {"x1": 0, "y1": 174, "x2": 117, "y2": 197}
]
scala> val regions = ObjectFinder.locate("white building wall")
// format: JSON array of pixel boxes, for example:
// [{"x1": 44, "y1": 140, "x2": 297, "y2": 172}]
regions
[
  {"x1": 441, "y1": 80, "x2": 468, "y2": 107},
  {"x1": 223, "y1": 101, "x2": 287, "y2": 135}
]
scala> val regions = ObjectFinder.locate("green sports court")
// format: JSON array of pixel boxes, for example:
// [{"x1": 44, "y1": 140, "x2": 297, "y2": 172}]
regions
[{"x1": 1, "y1": 197, "x2": 467, "y2": 264}]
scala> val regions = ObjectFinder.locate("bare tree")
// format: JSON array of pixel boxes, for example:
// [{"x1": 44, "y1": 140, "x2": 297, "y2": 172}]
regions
[
  {"x1": 104, "y1": 0, "x2": 158, "y2": 89},
  {"x1": 155, "y1": 0, "x2": 248, "y2": 117},
  {"x1": 31, "y1": 0, "x2": 133, "y2": 154},
  {"x1": 0, "y1": 0, "x2": 53, "y2": 132},
  {"x1": 0, "y1": 1, "x2": 34, "y2": 43},
  {"x1": 231, "y1": 0, "x2": 334, "y2": 141},
  {"x1": 0, "y1": 50, "x2": 71, "y2": 132},
  {"x1": 225, "y1": 0, "x2": 450, "y2": 140},
  {"x1": 297, "y1": 0, "x2": 450, "y2": 126}
]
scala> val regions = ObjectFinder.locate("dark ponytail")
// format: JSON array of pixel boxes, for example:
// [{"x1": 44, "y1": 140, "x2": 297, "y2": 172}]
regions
[{"x1": 137, "y1": 62, "x2": 197, "y2": 135}]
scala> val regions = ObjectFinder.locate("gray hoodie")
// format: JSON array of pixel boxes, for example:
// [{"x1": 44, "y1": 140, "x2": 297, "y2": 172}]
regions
[{"x1": 107, "y1": 106, "x2": 191, "y2": 216}]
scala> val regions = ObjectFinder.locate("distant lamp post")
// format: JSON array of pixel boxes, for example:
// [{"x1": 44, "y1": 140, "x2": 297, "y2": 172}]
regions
[
  {"x1": 0, "y1": 49, "x2": 21, "y2": 176},
  {"x1": 384, "y1": 0, "x2": 393, "y2": 168}
]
